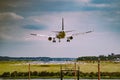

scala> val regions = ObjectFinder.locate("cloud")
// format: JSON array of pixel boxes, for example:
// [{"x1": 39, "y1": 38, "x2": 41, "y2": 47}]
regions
[
  {"x1": 74, "y1": 1, "x2": 110, "y2": 8},
  {"x1": 0, "y1": 33, "x2": 12, "y2": 41},
  {"x1": 28, "y1": 11, "x2": 100, "y2": 30},
  {"x1": 22, "y1": 25, "x2": 46, "y2": 30},
  {"x1": 116, "y1": 11, "x2": 120, "y2": 14},
  {"x1": 75, "y1": 0, "x2": 91, "y2": 3},
  {"x1": 88, "y1": 3, "x2": 110, "y2": 8},
  {"x1": 0, "y1": 12, "x2": 25, "y2": 41},
  {"x1": 0, "y1": 12, "x2": 24, "y2": 21},
  {"x1": 39, "y1": 0, "x2": 91, "y2": 3}
]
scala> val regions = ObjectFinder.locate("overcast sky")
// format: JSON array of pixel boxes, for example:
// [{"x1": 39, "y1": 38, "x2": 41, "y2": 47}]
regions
[{"x1": 0, "y1": 0, "x2": 120, "y2": 57}]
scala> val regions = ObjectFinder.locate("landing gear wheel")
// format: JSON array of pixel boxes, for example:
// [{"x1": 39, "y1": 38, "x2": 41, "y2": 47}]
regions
[
  {"x1": 67, "y1": 39, "x2": 70, "y2": 42},
  {"x1": 53, "y1": 40, "x2": 56, "y2": 43},
  {"x1": 53, "y1": 38, "x2": 56, "y2": 43},
  {"x1": 59, "y1": 39, "x2": 61, "y2": 42}
]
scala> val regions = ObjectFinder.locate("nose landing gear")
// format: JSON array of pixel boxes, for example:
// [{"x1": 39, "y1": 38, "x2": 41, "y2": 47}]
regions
[
  {"x1": 59, "y1": 39, "x2": 61, "y2": 42},
  {"x1": 53, "y1": 38, "x2": 56, "y2": 43}
]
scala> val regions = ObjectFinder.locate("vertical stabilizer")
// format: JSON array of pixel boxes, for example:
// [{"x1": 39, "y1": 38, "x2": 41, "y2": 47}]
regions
[{"x1": 62, "y1": 18, "x2": 64, "y2": 31}]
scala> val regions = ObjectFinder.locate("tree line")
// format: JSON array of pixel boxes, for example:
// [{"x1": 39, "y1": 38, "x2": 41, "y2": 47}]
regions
[
  {"x1": 0, "y1": 56, "x2": 75, "y2": 61},
  {"x1": 77, "y1": 53, "x2": 120, "y2": 61}
]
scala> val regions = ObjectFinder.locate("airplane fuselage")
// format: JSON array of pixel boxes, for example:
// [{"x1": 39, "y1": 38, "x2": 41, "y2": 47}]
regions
[{"x1": 56, "y1": 31, "x2": 66, "y2": 39}]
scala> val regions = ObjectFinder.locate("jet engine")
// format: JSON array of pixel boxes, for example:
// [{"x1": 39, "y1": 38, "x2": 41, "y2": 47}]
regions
[
  {"x1": 67, "y1": 36, "x2": 73, "y2": 42},
  {"x1": 48, "y1": 37, "x2": 52, "y2": 41},
  {"x1": 69, "y1": 36, "x2": 73, "y2": 40}
]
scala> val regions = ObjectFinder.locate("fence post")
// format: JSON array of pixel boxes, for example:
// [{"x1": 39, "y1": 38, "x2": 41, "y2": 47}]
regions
[
  {"x1": 60, "y1": 65, "x2": 63, "y2": 80},
  {"x1": 77, "y1": 66, "x2": 80, "y2": 80},
  {"x1": 98, "y1": 58, "x2": 100, "y2": 80},
  {"x1": 28, "y1": 63, "x2": 30, "y2": 80}
]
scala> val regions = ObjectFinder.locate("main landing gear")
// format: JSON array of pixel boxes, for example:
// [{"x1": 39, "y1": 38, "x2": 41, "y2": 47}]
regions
[
  {"x1": 48, "y1": 36, "x2": 73, "y2": 43},
  {"x1": 67, "y1": 39, "x2": 70, "y2": 42},
  {"x1": 67, "y1": 36, "x2": 73, "y2": 42},
  {"x1": 53, "y1": 38, "x2": 56, "y2": 43}
]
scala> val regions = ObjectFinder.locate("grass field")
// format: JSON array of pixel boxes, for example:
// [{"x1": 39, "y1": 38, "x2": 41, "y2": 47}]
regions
[{"x1": 0, "y1": 61, "x2": 120, "y2": 75}]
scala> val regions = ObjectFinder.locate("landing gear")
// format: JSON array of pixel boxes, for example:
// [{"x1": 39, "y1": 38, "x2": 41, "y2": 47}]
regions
[
  {"x1": 67, "y1": 39, "x2": 70, "y2": 42},
  {"x1": 53, "y1": 38, "x2": 56, "y2": 43},
  {"x1": 58, "y1": 39, "x2": 61, "y2": 42},
  {"x1": 53, "y1": 40, "x2": 56, "y2": 43},
  {"x1": 66, "y1": 36, "x2": 73, "y2": 42},
  {"x1": 67, "y1": 37, "x2": 70, "y2": 42}
]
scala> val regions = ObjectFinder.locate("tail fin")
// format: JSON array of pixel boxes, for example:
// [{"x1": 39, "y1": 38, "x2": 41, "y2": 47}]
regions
[{"x1": 62, "y1": 18, "x2": 64, "y2": 31}]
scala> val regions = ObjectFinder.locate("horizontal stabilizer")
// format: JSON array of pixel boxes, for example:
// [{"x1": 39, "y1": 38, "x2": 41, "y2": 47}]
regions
[
  {"x1": 52, "y1": 30, "x2": 74, "y2": 33},
  {"x1": 52, "y1": 31, "x2": 61, "y2": 33},
  {"x1": 65, "y1": 30, "x2": 75, "y2": 33},
  {"x1": 30, "y1": 33, "x2": 37, "y2": 36},
  {"x1": 85, "y1": 31, "x2": 93, "y2": 33}
]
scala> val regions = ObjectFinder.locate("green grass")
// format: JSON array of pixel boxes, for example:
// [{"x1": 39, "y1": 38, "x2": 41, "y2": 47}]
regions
[
  {"x1": 79, "y1": 61, "x2": 120, "y2": 72},
  {"x1": 0, "y1": 61, "x2": 120, "y2": 75},
  {"x1": 0, "y1": 61, "x2": 29, "y2": 74}
]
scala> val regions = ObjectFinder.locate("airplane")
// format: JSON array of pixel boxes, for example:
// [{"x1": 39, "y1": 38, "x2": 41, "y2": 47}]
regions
[{"x1": 30, "y1": 18, "x2": 93, "y2": 43}]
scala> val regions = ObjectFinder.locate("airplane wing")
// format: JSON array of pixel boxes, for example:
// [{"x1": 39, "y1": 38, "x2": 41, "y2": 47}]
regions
[
  {"x1": 30, "y1": 33, "x2": 57, "y2": 42},
  {"x1": 65, "y1": 30, "x2": 75, "y2": 33},
  {"x1": 72, "y1": 30, "x2": 93, "y2": 36},
  {"x1": 52, "y1": 30, "x2": 74, "y2": 33},
  {"x1": 30, "y1": 33, "x2": 56, "y2": 39},
  {"x1": 65, "y1": 30, "x2": 93, "y2": 42},
  {"x1": 52, "y1": 31, "x2": 60, "y2": 33},
  {"x1": 30, "y1": 33, "x2": 49, "y2": 37}
]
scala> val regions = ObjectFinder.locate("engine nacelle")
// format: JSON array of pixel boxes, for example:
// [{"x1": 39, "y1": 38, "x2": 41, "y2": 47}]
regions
[
  {"x1": 48, "y1": 37, "x2": 52, "y2": 41},
  {"x1": 69, "y1": 36, "x2": 73, "y2": 40}
]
